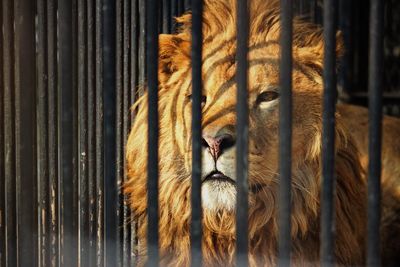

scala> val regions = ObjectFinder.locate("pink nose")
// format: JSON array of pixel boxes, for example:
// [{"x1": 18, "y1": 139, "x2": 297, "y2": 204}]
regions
[{"x1": 202, "y1": 134, "x2": 235, "y2": 160}]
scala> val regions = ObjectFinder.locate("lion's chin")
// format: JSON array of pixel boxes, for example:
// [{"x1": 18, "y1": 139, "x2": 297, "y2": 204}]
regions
[{"x1": 201, "y1": 180, "x2": 237, "y2": 211}]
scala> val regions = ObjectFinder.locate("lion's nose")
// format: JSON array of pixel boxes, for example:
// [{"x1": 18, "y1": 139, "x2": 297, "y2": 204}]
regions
[{"x1": 202, "y1": 133, "x2": 235, "y2": 160}]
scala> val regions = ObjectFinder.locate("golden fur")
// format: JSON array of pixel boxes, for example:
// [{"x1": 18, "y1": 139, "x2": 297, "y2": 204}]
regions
[{"x1": 125, "y1": 0, "x2": 400, "y2": 266}]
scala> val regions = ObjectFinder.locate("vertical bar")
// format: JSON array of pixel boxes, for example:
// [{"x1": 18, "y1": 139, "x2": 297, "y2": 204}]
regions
[
  {"x1": 0, "y1": 2, "x2": 5, "y2": 265},
  {"x1": 14, "y1": 0, "x2": 38, "y2": 265},
  {"x1": 162, "y1": 0, "x2": 171, "y2": 33},
  {"x1": 236, "y1": 0, "x2": 249, "y2": 266},
  {"x1": 2, "y1": 1, "x2": 17, "y2": 265},
  {"x1": 321, "y1": 0, "x2": 337, "y2": 266},
  {"x1": 367, "y1": 0, "x2": 383, "y2": 266},
  {"x1": 36, "y1": 0, "x2": 51, "y2": 265},
  {"x1": 130, "y1": 1, "x2": 139, "y2": 263},
  {"x1": 339, "y1": 0, "x2": 354, "y2": 98},
  {"x1": 138, "y1": 0, "x2": 146, "y2": 93},
  {"x1": 116, "y1": 0, "x2": 125, "y2": 266},
  {"x1": 103, "y1": 0, "x2": 118, "y2": 266},
  {"x1": 146, "y1": 0, "x2": 159, "y2": 265},
  {"x1": 87, "y1": 0, "x2": 98, "y2": 264},
  {"x1": 118, "y1": 0, "x2": 133, "y2": 265},
  {"x1": 47, "y1": 0, "x2": 60, "y2": 266},
  {"x1": 191, "y1": 0, "x2": 203, "y2": 266},
  {"x1": 47, "y1": 0, "x2": 59, "y2": 264},
  {"x1": 178, "y1": 0, "x2": 185, "y2": 15},
  {"x1": 95, "y1": 0, "x2": 105, "y2": 265},
  {"x1": 78, "y1": 0, "x2": 90, "y2": 265},
  {"x1": 131, "y1": 0, "x2": 139, "y2": 108},
  {"x1": 184, "y1": 0, "x2": 191, "y2": 11},
  {"x1": 171, "y1": 0, "x2": 178, "y2": 32},
  {"x1": 278, "y1": 0, "x2": 292, "y2": 266},
  {"x1": 58, "y1": 0, "x2": 78, "y2": 265},
  {"x1": 122, "y1": 0, "x2": 134, "y2": 265}
]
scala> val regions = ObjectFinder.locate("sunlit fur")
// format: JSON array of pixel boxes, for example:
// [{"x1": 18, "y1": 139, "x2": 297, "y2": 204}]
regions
[{"x1": 124, "y1": 0, "x2": 399, "y2": 266}]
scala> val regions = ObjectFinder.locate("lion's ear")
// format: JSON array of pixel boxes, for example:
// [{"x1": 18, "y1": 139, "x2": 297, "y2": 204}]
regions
[
  {"x1": 158, "y1": 34, "x2": 190, "y2": 85},
  {"x1": 296, "y1": 31, "x2": 344, "y2": 74}
]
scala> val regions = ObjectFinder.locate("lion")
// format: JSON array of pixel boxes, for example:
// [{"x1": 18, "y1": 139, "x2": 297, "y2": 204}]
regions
[{"x1": 124, "y1": 0, "x2": 400, "y2": 266}]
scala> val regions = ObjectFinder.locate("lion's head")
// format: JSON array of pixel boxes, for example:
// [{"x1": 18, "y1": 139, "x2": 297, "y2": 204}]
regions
[{"x1": 125, "y1": 0, "x2": 366, "y2": 266}]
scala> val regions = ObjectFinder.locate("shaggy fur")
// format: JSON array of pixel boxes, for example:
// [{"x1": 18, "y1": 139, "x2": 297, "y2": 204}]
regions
[{"x1": 125, "y1": 0, "x2": 400, "y2": 266}]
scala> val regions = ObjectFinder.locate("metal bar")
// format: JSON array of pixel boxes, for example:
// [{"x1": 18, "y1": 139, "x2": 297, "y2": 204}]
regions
[
  {"x1": 184, "y1": 0, "x2": 191, "y2": 11},
  {"x1": 339, "y1": 0, "x2": 354, "y2": 98},
  {"x1": 138, "y1": 0, "x2": 146, "y2": 93},
  {"x1": 367, "y1": 0, "x2": 384, "y2": 266},
  {"x1": 146, "y1": 0, "x2": 159, "y2": 265},
  {"x1": 13, "y1": 0, "x2": 38, "y2": 265},
  {"x1": 321, "y1": 0, "x2": 337, "y2": 266},
  {"x1": 72, "y1": 0, "x2": 80, "y2": 232},
  {"x1": 2, "y1": 1, "x2": 17, "y2": 265},
  {"x1": 131, "y1": 0, "x2": 139, "y2": 111},
  {"x1": 117, "y1": 0, "x2": 133, "y2": 265},
  {"x1": 102, "y1": 0, "x2": 118, "y2": 265},
  {"x1": 95, "y1": 0, "x2": 105, "y2": 265},
  {"x1": 278, "y1": 0, "x2": 293, "y2": 266},
  {"x1": 130, "y1": 1, "x2": 139, "y2": 263},
  {"x1": 236, "y1": 0, "x2": 249, "y2": 266},
  {"x1": 122, "y1": 0, "x2": 134, "y2": 265},
  {"x1": 47, "y1": 0, "x2": 59, "y2": 264},
  {"x1": 78, "y1": 0, "x2": 90, "y2": 265},
  {"x1": 0, "y1": 2, "x2": 5, "y2": 265},
  {"x1": 87, "y1": 0, "x2": 98, "y2": 264},
  {"x1": 36, "y1": 0, "x2": 51, "y2": 265},
  {"x1": 58, "y1": 0, "x2": 78, "y2": 265},
  {"x1": 178, "y1": 0, "x2": 185, "y2": 15},
  {"x1": 191, "y1": 0, "x2": 203, "y2": 266},
  {"x1": 171, "y1": 0, "x2": 178, "y2": 32},
  {"x1": 116, "y1": 0, "x2": 125, "y2": 266},
  {"x1": 162, "y1": 0, "x2": 171, "y2": 33}
]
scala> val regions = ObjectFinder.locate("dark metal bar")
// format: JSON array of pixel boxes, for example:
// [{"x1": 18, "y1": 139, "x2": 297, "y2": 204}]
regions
[
  {"x1": 119, "y1": 0, "x2": 132, "y2": 265},
  {"x1": 178, "y1": 0, "x2": 185, "y2": 15},
  {"x1": 129, "y1": 1, "x2": 139, "y2": 263},
  {"x1": 278, "y1": 0, "x2": 293, "y2": 266},
  {"x1": 138, "y1": 0, "x2": 146, "y2": 93},
  {"x1": 191, "y1": 0, "x2": 203, "y2": 266},
  {"x1": 236, "y1": 0, "x2": 249, "y2": 266},
  {"x1": 184, "y1": 0, "x2": 191, "y2": 11},
  {"x1": 14, "y1": 0, "x2": 38, "y2": 265},
  {"x1": 95, "y1": 0, "x2": 105, "y2": 265},
  {"x1": 171, "y1": 0, "x2": 178, "y2": 32},
  {"x1": 146, "y1": 0, "x2": 159, "y2": 265},
  {"x1": 58, "y1": 0, "x2": 78, "y2": 265},
  {"x1": 116, "y1": 0, "x2": 125, "y2": 266},
  {"x1": 122, "y1": 0, "x2": 131, "y2": 179},
  {"x1": 131, "y1": 0, "x2": 139, "y2": 110},
  {"x1": 338, "y1": 0, "x2": 354, "y2": 98},
  {"x1": 122, "y1": 0, "x2": 134, "y2": 265},
  {"x1": 367, "y1": 0, "x2": 384, "y2": 266},
  {"x1": 36, "y1": 0, "x2": 51, "y2": 265},
  {"x1": 321, "y1": 0, "x2": 338, "y2": 266},
  {"x1": 77, "y1": 0, "x2": 90, "y2": 265},
  {"x1": 162, "y1": 0, "x2": 171, "y2": 33},
  {"x1": 87, "y1": 0, "x2": 98, "y2": 263},
  {"x1": 46, "y1": 0, "x2": 59, "y2": 264},
  {"x1": 0, "y1": 2, "x2": 5, "y2": 265},
  {"x1": 102, "y1": 0, "x2": 118, "y2": 266},
  {"x1": 2, "y1": 1, "x2": 17, "y2": 265}
]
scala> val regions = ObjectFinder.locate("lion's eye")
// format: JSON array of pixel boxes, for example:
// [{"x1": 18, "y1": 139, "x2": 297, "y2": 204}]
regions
[
  {"x1": 187, "y1": 94, "x2": 207, "y2": 106},
  {"x1": 256, "y1": 91, "x2": 279, "y2": 105}
]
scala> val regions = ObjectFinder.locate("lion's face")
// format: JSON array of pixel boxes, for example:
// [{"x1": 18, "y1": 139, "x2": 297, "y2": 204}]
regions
[
  {"x1": 159, "y1": 31, "x2": 325, "y2": 213},
  {"x1": 126, "y1": 1, "x2": 367, "y2": 265}
]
